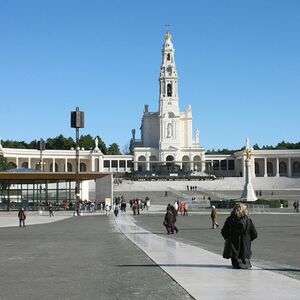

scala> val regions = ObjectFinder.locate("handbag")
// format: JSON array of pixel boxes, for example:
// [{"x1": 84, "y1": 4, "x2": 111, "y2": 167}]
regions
[{"x1": 223, "y1": 239, "x2": 232, "y2": 259}]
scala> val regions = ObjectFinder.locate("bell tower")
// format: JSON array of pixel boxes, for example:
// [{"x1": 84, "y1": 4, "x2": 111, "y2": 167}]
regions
[
  {"x1": 158, "y1": 32, "x2": 181, "y2": 155},
  {"x1": 159, "y1": 32, "x2": 179, "y2": 115}
]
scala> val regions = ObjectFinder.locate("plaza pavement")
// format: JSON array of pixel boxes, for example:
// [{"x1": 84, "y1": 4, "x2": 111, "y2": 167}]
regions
[{"x1": 0, "y1": 207, "x2": 299, "y2": 299}]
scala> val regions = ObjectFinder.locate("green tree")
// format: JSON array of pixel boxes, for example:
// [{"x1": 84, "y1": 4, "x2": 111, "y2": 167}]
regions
[
  {"x1": 96, "y1": 136, "x2": 107, "y2": 154},
  {"x1": 107, "y1": 143, "x2": 121, "y2": 155},
  {"x1": 2, "y1": 140, "x2": 28, "y2": 149},
  {"x1": 46, "y1": 135, "x2": 75, "y2": 150},
  {"x1": 79, "y1": 134, "x2": 95, "y2": 150},
  {"x1": 0, "y1": 155, "x2": 13, "y2": 171}
]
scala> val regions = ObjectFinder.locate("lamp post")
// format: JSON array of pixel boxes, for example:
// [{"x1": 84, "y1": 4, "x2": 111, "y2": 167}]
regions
[
  {"x1": 37, "y1": 138, "x2": 46, "y2": 171},
  {"x1": 71, "y1": 107, "x2": 84, "y2": 202}
]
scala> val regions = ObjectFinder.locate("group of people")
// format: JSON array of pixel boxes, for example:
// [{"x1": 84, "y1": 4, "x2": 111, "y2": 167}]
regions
[
  {"x1": 163, "y1": 203, "x2": 179, "y2": 234},
  {"x1": 186, "y1": 185, "x2": 198, "y2": 191}
]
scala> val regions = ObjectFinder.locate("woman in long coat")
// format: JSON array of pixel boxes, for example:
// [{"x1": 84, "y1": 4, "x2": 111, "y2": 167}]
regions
[{"x1": 221, "y1": 203, "x2": 257, "y2": 269}]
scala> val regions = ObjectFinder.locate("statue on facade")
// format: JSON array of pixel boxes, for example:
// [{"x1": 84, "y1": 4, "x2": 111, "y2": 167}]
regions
[
  {"x1": 186, "y1": 104, "x2": 192, "y2": 112},
  {"x1": 94, "y1": 137, "x2": 100, "y2": 152},
  {"x1": 167, "y1": 123, "x2": 173, "y2": 138}
]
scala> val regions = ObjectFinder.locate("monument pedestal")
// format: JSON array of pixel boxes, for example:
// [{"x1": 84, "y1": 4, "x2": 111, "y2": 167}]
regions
[{"x1": 241, "y1": 158, "x2": 257, "y2": 202}]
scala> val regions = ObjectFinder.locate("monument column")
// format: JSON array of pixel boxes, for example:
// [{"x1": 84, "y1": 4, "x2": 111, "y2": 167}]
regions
[
  {"x1": 241, "y1": 138, "x2": 257, "y2": 202},
  {"x1": 276, "y1": 157, "x2": 280, "y2": 177},
  {"x1": 288, "y1": 157, "x2": 292, "y2": 177},
  {"x1": 264, "y1": 158, "x2": 268, "y2": 177}
]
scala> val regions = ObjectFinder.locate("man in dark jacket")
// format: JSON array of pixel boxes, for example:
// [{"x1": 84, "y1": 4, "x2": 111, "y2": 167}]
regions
[
  {"x1": 18, "y1": 208, "x2": 26, "y2": 227},
  {"x1": 221, "y1": 203, "x2": 257, "y2": 269},
  {"x1": 164, "y1": 206, "x2": 174, "y2": 234},
  {"x1": 169, "y1": 204, "x2": 179, "y2": 233}
]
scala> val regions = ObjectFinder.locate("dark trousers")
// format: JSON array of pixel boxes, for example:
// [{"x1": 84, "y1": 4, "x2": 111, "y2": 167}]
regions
[
  {"x1": 19, "y1": 219, "x2": 25, "y2": 227},
  {"x1": 172, "y1": 222, "x2": 178, "y2": 233}
]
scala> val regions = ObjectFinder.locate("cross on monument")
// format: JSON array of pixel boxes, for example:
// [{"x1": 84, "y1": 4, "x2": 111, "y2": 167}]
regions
[{"x1": 165, "y1": 24, "x2": 171, "y2": 31}]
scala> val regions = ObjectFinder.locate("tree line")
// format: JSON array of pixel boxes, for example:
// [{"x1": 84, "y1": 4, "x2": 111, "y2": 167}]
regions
[
  {"x1": 203, "y1": 141, "x2": 300, "y2": 154},
  {"x1": 1, "y1": 134, "x2": 122, "y2": 155}
]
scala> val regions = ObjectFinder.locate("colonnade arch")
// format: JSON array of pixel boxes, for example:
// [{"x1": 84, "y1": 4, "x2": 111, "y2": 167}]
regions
[
  {"x1": 193, "y1": 156, "x2": 201, "y2": 171},
  {"x1": 292, "y1": 161, "x2": 300, "y2": 176},
  {"x1": 138, "y1": 156, "x2": 146, "y2": 172},
  {"x1": 150, "y1": 155, "x2": 158, "y2": 172},
  {"x1": 182, "y1": 155, "x2": 190, "y2": 171}
]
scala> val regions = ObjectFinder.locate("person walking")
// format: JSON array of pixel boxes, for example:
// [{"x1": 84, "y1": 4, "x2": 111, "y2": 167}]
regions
[
  {"x1": 105, "y1": 204, "x2": 110, "y2": 216},
  {"x1": 18, "y1": 208, "x2": 26, "y2": 227},
  {"x1": 114, "y1": 206, "x2": 119, "y2": 217},
  {"x1": 163, "y1": 206, "x2": 174, "y2": 234},
  {"x1": 293, "y1": 201, "x2": 299, "y2": 213},
  {"x1": 221, "y1": 203, "x2": 257, "y2": 269},
  {"x1": 211, "y1": 205, "x2": 219, "y2": 229},
  {"x1": 170, "y1": 204, "x2": 179, "y2": 233},
  {"x1": 49, "y1": 203, "x2": 54, "y2": 217},
  {"x1": 183, "y1": 202, "x2": 188, "y2": 216}
]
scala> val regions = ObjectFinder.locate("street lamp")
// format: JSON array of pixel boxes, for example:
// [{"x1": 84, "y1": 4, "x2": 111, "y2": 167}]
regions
[
  {"x1": 71, "y1": 107, "x2": 84, "y2": 200},
  {"x1": 37, "y1": 138, "x2": 46, "y2": 171}
]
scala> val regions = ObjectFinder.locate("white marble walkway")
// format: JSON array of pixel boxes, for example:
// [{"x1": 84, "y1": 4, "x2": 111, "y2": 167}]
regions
[{"x1": 116, "y1": 214, "x2": 300, "y2": 300}]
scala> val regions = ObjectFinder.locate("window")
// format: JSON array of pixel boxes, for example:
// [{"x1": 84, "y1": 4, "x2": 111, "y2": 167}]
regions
[
  {"x1": 22, "y1": 162, "x2": 29, "y2": 168},
  {"x1": 112, "y1": 160, "x2": 118, "y2": 168},
  {"x1": 221, "y1": 160, "x2": 227, "y2": 171},
  {"x1": 80, "y1": 163, "x2": 86, "y2": 172},
  {"x1": 104, "y1": 160, "x2": 110, "y2": 168},
  {"x1": 167, "y1": 53, "x2": 170, "y2": 61},
  {"x1": 127, "y1": 160, "x2": 133, "y2": 168},
  {"x1": 228, "y1": 160, "x2": 235, "y2": 170},
  {"x1": 167, "y1": 83, "x2": 172, "y2": 96},
  {"x1": 67, "y1": 162, "x2": 72, "y2": 172},
  {"x1": 213, "y1": 160, "x2": 219, "y2": 171}
]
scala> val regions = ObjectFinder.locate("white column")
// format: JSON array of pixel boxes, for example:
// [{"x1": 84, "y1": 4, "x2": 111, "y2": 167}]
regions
[
  {"x1": 252, "y1": 157, "x2": 256, "y2": 177},
  {"x1": 241, "y1": 157, "x2": 245, "y2": 177},
  {"x1": 65, "y1": 158, "x2": 68, "y2": 172},
  {"x1": 276, "y1": 157, "x2": 280, "y2": 177},
  {"x1": 264, "y1": 158, "x2": 267, "y2": 177},
  {"x1": 288, "y1": 157, "x2": 292, "y2": 177},
  {"x1": 16, "y1": 157, "x2": 19, "y2": 168},
  {"x1": 28, "y1": 157, "x2": 31, "y2": 169},
  {"x1": 99, "y1": 157, "x2": 103, "y2": 172},
  {"x1": 91, "y1": 157, "x2": 94, "y2": 172},
  {"x1": 52, "y1": 158, "x2": 55, "y2": 172}
]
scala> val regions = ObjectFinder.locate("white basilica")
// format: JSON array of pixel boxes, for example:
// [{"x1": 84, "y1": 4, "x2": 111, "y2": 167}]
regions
[
  {"x1": 1, "y1": 32, "x2": 300, "y2": 195},
  {"x1": 130, "y1": 32, "x2": 205, "y2": 173}
]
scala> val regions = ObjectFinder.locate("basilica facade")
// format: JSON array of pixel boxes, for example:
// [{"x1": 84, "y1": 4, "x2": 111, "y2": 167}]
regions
[{"x1": 130, "y1": 32, "x2": 205, "y2": 173}]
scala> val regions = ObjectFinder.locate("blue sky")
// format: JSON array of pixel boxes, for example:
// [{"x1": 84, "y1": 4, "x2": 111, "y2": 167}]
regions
[{"x1": 0, "y1": 0, "x2": 299, "y2": 151}]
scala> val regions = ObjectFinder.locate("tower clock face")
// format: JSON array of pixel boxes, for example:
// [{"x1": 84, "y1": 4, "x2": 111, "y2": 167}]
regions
[{"x1": 166, "y1": 66, "x2": 172, "y2": 76}]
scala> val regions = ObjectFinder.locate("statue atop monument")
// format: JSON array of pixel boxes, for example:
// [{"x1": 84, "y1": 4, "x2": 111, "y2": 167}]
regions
[{"x1": 245, "y1": 138, "x2": 251, "y2": 160}]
